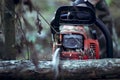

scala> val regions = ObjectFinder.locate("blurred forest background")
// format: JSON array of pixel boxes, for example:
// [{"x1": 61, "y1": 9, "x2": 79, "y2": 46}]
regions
[{"x1": 0, "y1": 0, "x2": 120, "y2": 60}]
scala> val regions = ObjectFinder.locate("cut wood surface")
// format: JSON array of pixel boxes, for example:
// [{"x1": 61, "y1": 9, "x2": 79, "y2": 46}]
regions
[{"x1": 0, "y1": 59, "x2": 120, "y2": 80}]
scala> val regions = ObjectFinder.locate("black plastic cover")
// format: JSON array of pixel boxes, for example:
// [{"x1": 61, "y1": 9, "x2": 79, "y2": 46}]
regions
[{"x1": 51, "y1": 6, "x2": 96, "y2": 27}]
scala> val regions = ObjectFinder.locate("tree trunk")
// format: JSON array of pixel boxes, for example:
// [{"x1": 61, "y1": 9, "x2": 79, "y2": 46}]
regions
[
  {"x1": 3, "y1": 0, "x2": 16, "y2": 60},
  {"x1": 0, "y1": 59, "x2": 120, "y2": 80}
]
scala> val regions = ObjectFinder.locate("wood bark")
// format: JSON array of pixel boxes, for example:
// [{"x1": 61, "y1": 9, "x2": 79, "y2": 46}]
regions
[{"x1": 0, "y1": 59, "x2": 120, "y2": 80}]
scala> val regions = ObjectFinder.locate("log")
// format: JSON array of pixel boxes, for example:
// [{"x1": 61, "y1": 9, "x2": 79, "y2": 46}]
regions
[{"x1": 0, "y1": 59, "x2": 120, "y2": 80}]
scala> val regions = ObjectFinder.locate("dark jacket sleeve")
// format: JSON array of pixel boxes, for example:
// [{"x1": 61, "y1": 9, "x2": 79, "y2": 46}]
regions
[{"x1": 96, "y1": 0, "x2": 113, "y2": 34}]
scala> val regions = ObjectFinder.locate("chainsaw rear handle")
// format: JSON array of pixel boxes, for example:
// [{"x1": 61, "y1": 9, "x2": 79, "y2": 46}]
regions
[{"x1": 95, "y1": 18, "x2": 113, "y2": 58}]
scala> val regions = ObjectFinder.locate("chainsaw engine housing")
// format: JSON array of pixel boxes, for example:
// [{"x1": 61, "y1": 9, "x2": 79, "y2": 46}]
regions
[{"x1": 52, "y1": 25, "x2": 100, "y2": 60}]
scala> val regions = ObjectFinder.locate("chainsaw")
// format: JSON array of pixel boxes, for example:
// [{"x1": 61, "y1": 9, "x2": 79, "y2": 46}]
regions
[{"x1": 50, "y1": 3, "x2": 113, "y2": 60}]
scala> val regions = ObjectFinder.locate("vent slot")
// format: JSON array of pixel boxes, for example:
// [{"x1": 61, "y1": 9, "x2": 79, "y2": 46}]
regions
[{"x1": 90, "y1": 43, "x2": 96, "y2": 53}]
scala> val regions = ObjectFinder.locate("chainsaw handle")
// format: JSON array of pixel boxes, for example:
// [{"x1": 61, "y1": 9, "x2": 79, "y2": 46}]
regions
[
  {"x1": 53, "y1": 6, "x2": 96, "y2": 25},
  {"x1": 95, "y1": 18, "x2": 113, "y2": 58}
]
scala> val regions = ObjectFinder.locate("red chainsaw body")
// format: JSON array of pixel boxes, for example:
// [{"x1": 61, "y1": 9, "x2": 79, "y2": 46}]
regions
[{"x1": 52, "y1": 25, "x2": 100, "y2": 60}]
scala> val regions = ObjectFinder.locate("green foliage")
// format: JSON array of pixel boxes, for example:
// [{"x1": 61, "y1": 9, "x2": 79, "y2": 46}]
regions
[{"x1": 105, "y1": 0, "x2": 112, "y2": 6}]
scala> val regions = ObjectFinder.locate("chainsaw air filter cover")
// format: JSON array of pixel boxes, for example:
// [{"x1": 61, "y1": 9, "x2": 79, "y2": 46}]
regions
[{"x1": 63, "y1": 34, "x2": 83, "y2": 49}]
